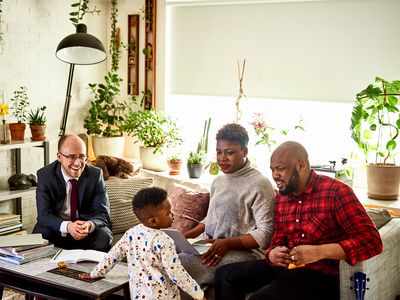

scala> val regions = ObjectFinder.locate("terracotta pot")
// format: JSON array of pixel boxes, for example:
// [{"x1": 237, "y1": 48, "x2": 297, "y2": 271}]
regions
[
  {"x1": 366, "y1": 163, "x2": 400, "y2": 200},
  {"x1": 30, "y1": 124, "x2": 46, "y2": 141},
  {"x1": 167, "y1": 160, "x2": 182, "y2": 175},
  {"x1": 9, "y1": 123, "x2": 26, "y2": 141}
]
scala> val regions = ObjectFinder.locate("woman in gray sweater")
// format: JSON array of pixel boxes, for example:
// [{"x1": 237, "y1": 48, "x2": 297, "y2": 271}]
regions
[{"x1": 180, "y1": 123, "x2": 276, "y2": 298}]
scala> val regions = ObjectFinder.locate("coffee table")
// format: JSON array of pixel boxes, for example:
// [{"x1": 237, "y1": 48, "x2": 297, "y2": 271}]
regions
[{"x1": 0, "y1": 256, "x2": 129, "y2": 299}]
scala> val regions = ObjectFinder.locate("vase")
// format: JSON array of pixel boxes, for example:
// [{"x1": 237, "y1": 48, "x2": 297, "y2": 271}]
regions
[
  {"x1": 140, "y1": 147, "x2": 167, "y2": 171},
  {"x1": 1, "y1": 119, "x2": 9, "y2": 144},
  {"x1": 92, "y1": 135, "x2": 125, "y2": 158},
  {"x1": 187, "y1": 163, "x2": 203, "y2": 178},
  {"x1": 167, "y1": 160, "x2": 182, "y2": 175}
]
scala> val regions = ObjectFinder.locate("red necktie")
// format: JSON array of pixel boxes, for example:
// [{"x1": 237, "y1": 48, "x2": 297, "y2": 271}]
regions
[{"x1": 69, "y1": 179, "x2": 78, "y2": 221}]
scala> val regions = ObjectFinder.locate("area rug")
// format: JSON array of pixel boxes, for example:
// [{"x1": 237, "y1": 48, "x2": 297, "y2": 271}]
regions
[{"x1": 2, "y1": 289, "x2": 24, "y2": 300}]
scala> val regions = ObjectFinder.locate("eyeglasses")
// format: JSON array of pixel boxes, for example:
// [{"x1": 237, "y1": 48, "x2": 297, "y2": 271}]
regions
[{"x1": 59, "y1": 152, "x2": 87, "y2": 163}]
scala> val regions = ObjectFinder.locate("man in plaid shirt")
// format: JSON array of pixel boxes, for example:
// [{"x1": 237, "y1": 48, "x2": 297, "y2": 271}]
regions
[{"x1": 214, "y1": 141, "x2": 382, "y2": 300}]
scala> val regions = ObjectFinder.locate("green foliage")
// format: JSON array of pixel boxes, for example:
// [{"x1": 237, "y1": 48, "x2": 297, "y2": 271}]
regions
[
  {"x1": 167, "y1": 152, "x2": 182, "y2": 162},
  {"x1": 28, "y1": 106, "x2": 47, "y2": 125},
  {"x1": 84, "y1": 72, "x2": 138, "y2": 137},
  {"x1": 187, "y1": 151, "x2": 206, "y2": 166},
  {"x1": 10, "y1": 86, "x2": 30, "y2": 123},
  {"x1": 250, "y1": 112, "x2": 305, "y2": 151},
  {"x1": 197, "y1": 118, "x2": 211, "y2": 154},
  {"x1": 122, "y1": 109, "x2": 182, "y2": 154},
  {"x1": 69, "y1": 0, "x2": 100, "y2": 26},
  {"x1": 109, "y1": 0, "x2": 121, "y2": 72},
  {"x1": 350, "y1": 77, "x2": 400, "y2": 165}
]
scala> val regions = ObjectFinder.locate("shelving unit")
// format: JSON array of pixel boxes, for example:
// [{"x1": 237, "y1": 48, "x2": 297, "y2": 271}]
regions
[
  {"x1": 143, "y1": 0, "x2": 157, "y2": 109},
  {"x1": 127, "y1": 14, "x2": 139, "y2": 96},
  {"x1": 0, "y1": 140, "x2": 50, "y2": 234}
]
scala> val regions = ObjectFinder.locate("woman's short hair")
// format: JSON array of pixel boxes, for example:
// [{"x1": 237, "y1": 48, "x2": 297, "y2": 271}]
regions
[{"x1": 216, "y1": 123, "x2": 249, "y2": 147}]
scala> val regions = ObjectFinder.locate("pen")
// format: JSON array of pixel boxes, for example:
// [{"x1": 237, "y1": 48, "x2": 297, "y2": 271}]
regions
[{"x1": 53, "y1": 249, "x2": 62, "y2": 260}]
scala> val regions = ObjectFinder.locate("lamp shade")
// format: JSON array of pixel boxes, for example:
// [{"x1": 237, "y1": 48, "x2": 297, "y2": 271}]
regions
[{"x1": 56, "y1": 23, "x2": 106, "y2": 65}]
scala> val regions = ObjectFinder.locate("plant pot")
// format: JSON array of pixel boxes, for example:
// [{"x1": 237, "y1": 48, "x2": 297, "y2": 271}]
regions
[
  {"x1": 140, "y1": 147, "x2": 167, "y2": 171},
  {"x1": 187, "y1": 163, "x2": 203, "y2": 178},
  {"x1": 29, "y1": 124, "x2": 46, "y2": 141},
  {"x1": 8, "y1": 123, "x2": 26, "y2": 141},
  {"x1": 366, "y1": 163, "x2": 400, "y2": 200},
  {"x1": 167, "y1": 160, "x2": 182, "y2": 175},
  {"x1": 92, "y1": 135, "x2": 125, "y2": 158}
]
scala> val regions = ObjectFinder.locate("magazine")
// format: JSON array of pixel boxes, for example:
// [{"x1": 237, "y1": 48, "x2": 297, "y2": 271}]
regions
[{"x1": 50, "y1": 249, "x2": 107, "y2": 264}]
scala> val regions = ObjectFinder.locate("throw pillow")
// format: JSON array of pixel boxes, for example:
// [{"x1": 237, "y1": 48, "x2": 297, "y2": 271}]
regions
[
  {"x1": 168, "y1": 182, "x2": 210, "y2": 233},
  {"x1": 105, "y1": 176, "x2": 154, "y2": 234},
  {"x1": 366, "y1": 207, "x2": 392, "y2": 229}
]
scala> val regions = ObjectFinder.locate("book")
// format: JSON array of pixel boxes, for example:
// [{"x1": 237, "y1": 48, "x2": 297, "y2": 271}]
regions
[
  {"x1": 0, "y1": 244, "x2": 57, "y2": 265},
  {"x1": 50, "y1": 249, "x2": 107, "y2": 264},
  {"x1": 0, "y1": 233, "x2": 46, "y2": 247}
]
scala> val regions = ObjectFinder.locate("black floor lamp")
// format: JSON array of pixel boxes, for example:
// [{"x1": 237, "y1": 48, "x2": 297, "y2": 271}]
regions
[{"x1": 56, "y1": 23, "x2": 107, "y2": 137}]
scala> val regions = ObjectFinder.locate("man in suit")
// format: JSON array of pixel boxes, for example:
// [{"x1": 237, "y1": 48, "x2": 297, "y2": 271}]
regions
[{"x1": 33, "y1": 134, "x2": 112, "y2": 252}]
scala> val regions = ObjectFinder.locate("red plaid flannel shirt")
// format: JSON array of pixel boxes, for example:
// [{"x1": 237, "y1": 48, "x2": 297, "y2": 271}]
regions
[{"x1": 265, "y1": 170, "x2": 383, "y2": 276}]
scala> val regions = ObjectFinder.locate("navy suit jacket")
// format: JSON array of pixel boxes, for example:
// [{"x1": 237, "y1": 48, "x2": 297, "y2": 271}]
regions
[{"x1": 34, "y1": 161, "x2": 111, "y2": 233}]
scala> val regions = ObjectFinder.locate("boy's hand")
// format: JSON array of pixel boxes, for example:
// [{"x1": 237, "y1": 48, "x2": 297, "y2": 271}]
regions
[{"x1": 78, "y1": 272, "x2": 92, "y2": 280}]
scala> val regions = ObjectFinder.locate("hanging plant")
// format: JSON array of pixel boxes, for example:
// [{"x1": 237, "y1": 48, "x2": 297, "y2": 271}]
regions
[{"x1": 69, "y1": 0, "x2": 100, "y2": 27}]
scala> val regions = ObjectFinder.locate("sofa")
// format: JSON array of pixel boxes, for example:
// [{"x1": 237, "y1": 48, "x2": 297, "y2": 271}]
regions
[
  {"x1": 340, "y1": 217, "x2": 400, "y2": 300},
  {"x1": 105, "y1": 172, "x2": 400, "y2": 300}
]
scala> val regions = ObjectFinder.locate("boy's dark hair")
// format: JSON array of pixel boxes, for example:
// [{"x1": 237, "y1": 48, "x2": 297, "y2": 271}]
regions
[
  {"x1": 216, "y1": 123, "x2": 249, "y2": 147},
  {"x1": 132, "y1": 187, "x2": 168, "y2": 218}
]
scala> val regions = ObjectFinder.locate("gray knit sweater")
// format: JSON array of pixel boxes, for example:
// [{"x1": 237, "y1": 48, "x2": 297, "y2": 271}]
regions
[{"x1": 203, "y1": 159, "x2": 275, "y2": 249}]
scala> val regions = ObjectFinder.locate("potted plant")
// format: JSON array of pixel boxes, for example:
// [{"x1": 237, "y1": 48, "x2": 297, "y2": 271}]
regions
[
  {"x1": 187, "y1": 151, "x2": 206, "y2": 178},
  {"x1": 28, "y1": 106, "x2": 46, "y2": 141},
  {"x1": 167, "y1": 152, "x2": 183, "y2": 175},
  {"x1": 9, "y1": 86, "x2": 29, "y2": 141},
  {"x1": 350, "y1": 76, "x2": 400, "y2": 200},
  {"x1": 122, "y1": 109, "x2": 182, "y2": 171}
]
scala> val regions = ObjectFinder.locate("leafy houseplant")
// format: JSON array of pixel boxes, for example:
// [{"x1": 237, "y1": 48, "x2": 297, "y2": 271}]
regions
[
  {"x1": 122, "y1": 109, "x2": 182, "y2": 154},
  {"x1": 351, "y1": 77, "x2": 400, "y2": 164},
  {"x1": 187, "y1": 151, "x2": 206, "y2": 178},
  {"x1": 10, "y1": 86, "x2": 30, "y2": 124},
  {"x1": 167, "y1": 152, "x2": 183, "y2": 175},
  {"x1": 28, "y1": 106, "x2": 47, "y2": 125},
  {"x1": 9, "y1": 86, "x2": 30, "y2": 140},
  {"x1": 83, "y1": 72, "x2": 136, "y2": 137},
  {"x1": 28, "y1": 106, "x2": 47, "y2": 141},
  {"x1": 350, "y1": 76, "x2": 400, "y2": 200}
]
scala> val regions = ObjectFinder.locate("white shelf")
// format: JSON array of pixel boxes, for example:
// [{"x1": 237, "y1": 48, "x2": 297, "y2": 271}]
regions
[
  {"x1": 0, "y1": 139, "x2": 48, "y2": 151},
  {"x1": 0, "y1": 187, "x2": 36, "y2": 202}
]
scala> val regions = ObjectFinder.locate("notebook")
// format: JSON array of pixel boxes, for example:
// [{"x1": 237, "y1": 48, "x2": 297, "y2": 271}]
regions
[{"x1": 162, "y1": 228, "x2": 211, "y2": 256}]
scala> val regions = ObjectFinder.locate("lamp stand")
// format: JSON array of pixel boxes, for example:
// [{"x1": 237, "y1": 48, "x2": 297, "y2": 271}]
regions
[{"x1": 59, "y1": 63, "x2": 75, "y2": 137}]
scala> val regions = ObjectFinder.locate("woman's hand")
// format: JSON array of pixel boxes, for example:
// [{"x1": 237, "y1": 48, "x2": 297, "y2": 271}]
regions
[{"x1": 201, "y1": 239, "x2": 229, "y2": 267}]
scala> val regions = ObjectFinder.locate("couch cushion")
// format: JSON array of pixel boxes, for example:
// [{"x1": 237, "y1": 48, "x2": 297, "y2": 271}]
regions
[
  {"x1": 105, "y1": 176, "x2": 154, "y2": 234},
  {"x1": 366, "y1": 207, "x2": 392, "y2": 229},
  {"x1": 168, "y1": 182, "x2": 210, "y2": 233}
]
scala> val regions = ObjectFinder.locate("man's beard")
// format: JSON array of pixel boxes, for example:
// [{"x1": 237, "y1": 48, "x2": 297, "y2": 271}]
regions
[{"x1": 279, "y1": 169, "x2": 300, "y2": 196}]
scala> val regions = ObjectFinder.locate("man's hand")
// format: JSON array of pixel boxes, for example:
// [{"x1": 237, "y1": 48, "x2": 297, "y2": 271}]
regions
[
  {"x1": 269, "y1": 246, "x2": 291, "y2": 267},
  {"x1": 201, "y1": 239, "x2": 229, "y2": 267},
  {"x1": 289, "y1": 244, "x2": 346, "y2": 265},
  {"x1": 67, "y1": 220, "x2": 90, "y2": 240}
]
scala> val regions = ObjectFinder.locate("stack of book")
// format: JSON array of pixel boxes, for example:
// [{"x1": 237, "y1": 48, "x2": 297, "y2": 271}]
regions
[
  {"x1": 0, "y1": 213, "x2": 23, "y2": 235},
  {"x1": 0, "y1": 233, "x2": 58, "y2": 265}
]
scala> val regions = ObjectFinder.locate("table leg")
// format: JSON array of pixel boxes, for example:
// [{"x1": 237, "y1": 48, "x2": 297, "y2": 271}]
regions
[{"x1": 123, "y1": 285, "x2": 130, "y2": 300}]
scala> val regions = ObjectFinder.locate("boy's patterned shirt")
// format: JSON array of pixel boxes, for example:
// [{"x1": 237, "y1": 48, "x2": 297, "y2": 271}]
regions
[{"x1": 90, "y1": 224, "x2": 204, "y2": 299}]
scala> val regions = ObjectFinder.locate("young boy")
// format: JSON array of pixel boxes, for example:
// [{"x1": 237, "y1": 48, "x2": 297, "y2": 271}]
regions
[{"x1": 80, "y1": 187, "x2": 205, "y2": 300}]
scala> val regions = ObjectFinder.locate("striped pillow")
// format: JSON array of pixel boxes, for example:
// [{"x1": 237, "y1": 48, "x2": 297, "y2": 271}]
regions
[{"x1": 105, "y1": 176, "x2": 153, "y2": 234}]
